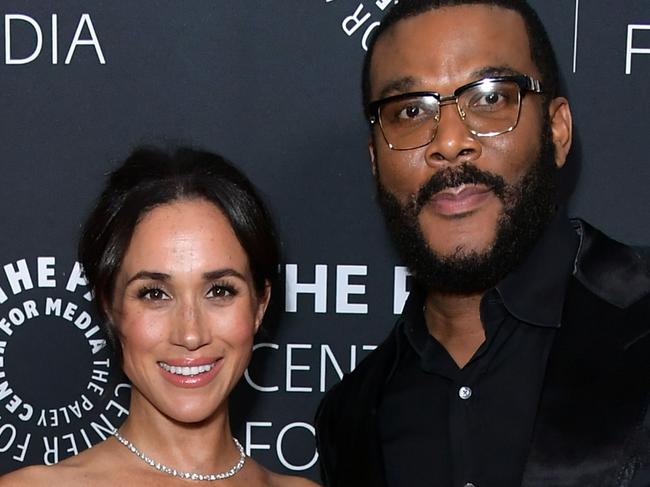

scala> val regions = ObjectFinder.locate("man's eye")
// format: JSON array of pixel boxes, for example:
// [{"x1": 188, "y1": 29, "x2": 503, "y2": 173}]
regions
[
  {"x1": 400, "y1": 105, "x2": 422, "y2": 119},
  {"x1": 482, "y1": 92, "x2": 501, "y2": 105},
  {"x1": 391, "y1": 101, "x2": 435, "y2": 122},
  {"x1": 469, "y1": 90, "x2": 511, "y2": 110}
]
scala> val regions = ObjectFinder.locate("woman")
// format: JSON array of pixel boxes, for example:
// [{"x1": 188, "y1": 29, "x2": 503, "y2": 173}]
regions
[{"x1": 1, "y1": 147, "x2": 319, "y2": 486}]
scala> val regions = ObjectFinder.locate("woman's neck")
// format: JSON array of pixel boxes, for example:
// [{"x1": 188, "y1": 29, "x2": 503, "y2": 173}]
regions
[{"x1": 116, "y1": 390, "x2": 239, "y2": 473}]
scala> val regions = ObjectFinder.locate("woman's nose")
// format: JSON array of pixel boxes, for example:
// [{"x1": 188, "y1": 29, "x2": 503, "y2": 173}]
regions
[{"x1": 171, "y1": 301, "x2": 210, "y2": 351}]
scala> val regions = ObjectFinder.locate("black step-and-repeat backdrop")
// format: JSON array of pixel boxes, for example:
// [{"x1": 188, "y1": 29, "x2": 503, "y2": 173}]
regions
[{"x1": 0, "y1": 1, "x2": 648, "y2": 481}]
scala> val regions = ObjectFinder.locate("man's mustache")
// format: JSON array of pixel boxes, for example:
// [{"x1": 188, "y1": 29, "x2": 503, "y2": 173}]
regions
[{"x1": 414, "y1": 163, "x2": 507, "y2": 213}]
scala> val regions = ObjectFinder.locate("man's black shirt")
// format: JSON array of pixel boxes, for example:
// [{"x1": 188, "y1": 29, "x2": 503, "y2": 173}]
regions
[{"x1": 378, "y1": 215, "x2": 580, "y2": 487}]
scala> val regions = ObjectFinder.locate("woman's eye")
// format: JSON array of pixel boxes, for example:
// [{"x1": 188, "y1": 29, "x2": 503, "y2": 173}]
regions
[
  {"x1": 138, "y1": 287, "x2": 169, "y2": 300},
  {"x1": 207, "y1": 284, "x2": 237, "y2": 299}
]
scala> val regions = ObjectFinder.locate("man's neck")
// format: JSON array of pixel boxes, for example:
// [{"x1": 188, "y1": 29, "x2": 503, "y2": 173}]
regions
[{"x1": 423, "y1": 290, "x2": 486, "y2": 368}]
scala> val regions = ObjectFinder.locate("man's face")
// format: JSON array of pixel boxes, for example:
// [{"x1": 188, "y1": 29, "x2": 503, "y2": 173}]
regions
[{"x1": 368, "y1": 5, "x2": 571, "y2": 292}]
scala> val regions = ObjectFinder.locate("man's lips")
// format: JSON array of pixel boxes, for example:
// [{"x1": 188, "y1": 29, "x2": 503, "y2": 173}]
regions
[{"x1": 427, "y1": 184, "x2": 493, "y2": 216}]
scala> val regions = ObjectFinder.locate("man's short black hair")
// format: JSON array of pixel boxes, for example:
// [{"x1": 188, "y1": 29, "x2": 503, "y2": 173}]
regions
[{"x1": 362, "y1": 0, "x2": 560, "y2": 113}]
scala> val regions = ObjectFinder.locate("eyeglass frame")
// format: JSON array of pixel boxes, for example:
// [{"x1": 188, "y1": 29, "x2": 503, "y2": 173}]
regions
[{"x1": 366, "y1": 74, "x2": 544, "y2": 151}]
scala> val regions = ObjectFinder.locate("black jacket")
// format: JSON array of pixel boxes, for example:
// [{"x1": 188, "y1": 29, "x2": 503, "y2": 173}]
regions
[{"x1": 315, "y1": 220, "x2": 650, "y2": 487}]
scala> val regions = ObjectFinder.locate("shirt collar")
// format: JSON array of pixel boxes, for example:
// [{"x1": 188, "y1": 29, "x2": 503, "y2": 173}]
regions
[
  {"x1": 495, "y1": 211, "x2": 579, "y2": 328},
  {"x1": 399, "y1": 211, "x2": 579, "y2": 353},
  {"x1": 399, "y1": 286, "x2": 428, "y2": 357}
]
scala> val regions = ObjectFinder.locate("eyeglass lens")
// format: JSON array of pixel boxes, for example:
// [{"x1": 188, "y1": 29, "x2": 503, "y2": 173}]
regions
[{"x1": 378, "y1": 80, "x2": 523, "y2": 150}]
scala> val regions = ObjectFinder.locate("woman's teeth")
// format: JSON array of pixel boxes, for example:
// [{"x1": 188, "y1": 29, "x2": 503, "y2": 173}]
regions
[{"x1": 158, "y1": 362, "x2": 215, "y2": 376}]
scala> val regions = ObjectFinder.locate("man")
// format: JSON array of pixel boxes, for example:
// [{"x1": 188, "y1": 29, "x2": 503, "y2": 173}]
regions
[{"x1": 315, "y1": 1, "x2": 650, "y2": 486}]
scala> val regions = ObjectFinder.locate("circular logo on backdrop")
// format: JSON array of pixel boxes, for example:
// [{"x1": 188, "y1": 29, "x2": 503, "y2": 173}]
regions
[
  {"x1": 0, "y1": 255, "x2": 129, "y2": 473},
  {"x1": 326, "y1": 0, "x2": 394, "y2": 51}
]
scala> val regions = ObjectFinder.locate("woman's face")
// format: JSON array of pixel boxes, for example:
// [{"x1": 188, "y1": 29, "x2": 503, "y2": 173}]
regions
[{"x1": 110, "y1": 198, "x2": 269, "y2": 423}]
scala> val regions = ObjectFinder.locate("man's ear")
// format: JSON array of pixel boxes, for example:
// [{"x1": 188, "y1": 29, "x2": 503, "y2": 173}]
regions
[
  {"x1": 368, "y1": 135, "x2": 378, "y2": 176},
  {"x1": 254, "y1": 282, "x2": 272, "y2": 333},
  {"x1": 548, "y1": 97, "x2": 573, "y2": 168}
]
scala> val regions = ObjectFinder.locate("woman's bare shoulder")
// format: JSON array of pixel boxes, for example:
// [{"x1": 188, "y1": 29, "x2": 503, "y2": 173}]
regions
[
  {"x1": 0, "y1": 439, "x2": 115, "y2": 486},
  {"x1": 0, "y1": 464, "x2": 54, "y2": 486},
  {"x1": 244, "y1": 458, "x2": 320, "y2": 487},
  {"x1": 284, "y1": 476, "x2": 321, "y2": 487},
  {"x1": 268, "y1": 471, "x2": 321, "y2": 487},
  {"x1": 0, "y1": 461, "x2": 97, "y2": 487}
]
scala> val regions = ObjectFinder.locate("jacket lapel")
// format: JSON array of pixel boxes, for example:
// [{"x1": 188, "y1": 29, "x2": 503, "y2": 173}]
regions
[{"x1": 521, "y1": 277, "x2": 650, "y2": 487}]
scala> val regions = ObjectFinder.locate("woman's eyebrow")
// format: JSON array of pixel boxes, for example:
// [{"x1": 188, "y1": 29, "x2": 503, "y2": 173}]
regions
[
  {"x1": 202, "y1": 269, "x2": 246, "y2": 281},
  {"x1": 126, "y1": 270, "x2": 171, "y2": 285}
]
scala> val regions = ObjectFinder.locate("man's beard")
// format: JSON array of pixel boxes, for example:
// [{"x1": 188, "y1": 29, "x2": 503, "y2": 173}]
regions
[{"x1": 376, "y1": 124, "x2": 557, "y2": 295}]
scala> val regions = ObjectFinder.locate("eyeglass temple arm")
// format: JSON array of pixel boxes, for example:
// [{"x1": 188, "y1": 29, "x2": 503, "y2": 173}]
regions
[{"x1": 523, "y1": 76, "x2": 543, "y2": 93}]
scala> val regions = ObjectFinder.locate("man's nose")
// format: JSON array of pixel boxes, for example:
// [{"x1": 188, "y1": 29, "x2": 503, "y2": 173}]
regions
[{"x1": 423, "y1": 103, "x2": 482, "y2": 168}]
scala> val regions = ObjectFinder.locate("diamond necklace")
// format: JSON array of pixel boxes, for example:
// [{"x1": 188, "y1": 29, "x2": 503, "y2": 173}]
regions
[{"x1": 112, "y1": 429, "x2": 246, "y2": 481}]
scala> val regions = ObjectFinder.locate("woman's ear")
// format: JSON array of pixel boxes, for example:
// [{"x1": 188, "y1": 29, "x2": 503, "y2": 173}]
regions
[
  {"x1": 254, "y1": 282, "x2": 272, "y2": 332},
  {"x1": 102, "y1": 292, "x2": 120, "y2": 326},
  {"x1": 100, "y1": 293, "x2": 113, "y2": 323}
]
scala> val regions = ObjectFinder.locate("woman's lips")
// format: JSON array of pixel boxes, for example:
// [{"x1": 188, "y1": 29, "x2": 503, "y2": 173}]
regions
[
  {"x1": 428, "y1": 184, "x2": 493, "y2": 216},
  {"x1": 157, "y1": 358, "x2": 222, "y2": 388}
]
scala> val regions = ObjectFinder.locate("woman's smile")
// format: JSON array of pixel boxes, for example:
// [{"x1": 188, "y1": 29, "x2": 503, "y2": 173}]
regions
[{"x1": 158, "y1": 358, "x2": 223, "y2": 388}]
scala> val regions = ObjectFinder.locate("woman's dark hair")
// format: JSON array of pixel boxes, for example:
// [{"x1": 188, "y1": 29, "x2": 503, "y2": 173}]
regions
[
  {"x1": 362, "y1": 0, "x2": 560, "y2": 114},
  {"x1": 79, "y1": 146, "x2": 279, "y2": 356}
]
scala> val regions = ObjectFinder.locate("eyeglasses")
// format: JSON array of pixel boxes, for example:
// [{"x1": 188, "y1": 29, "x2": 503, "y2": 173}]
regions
[{"x1": 367, "y1": 75, "x2": 543, "y2": 151}]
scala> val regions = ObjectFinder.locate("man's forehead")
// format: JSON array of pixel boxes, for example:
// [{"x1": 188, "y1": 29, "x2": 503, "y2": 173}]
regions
[
  {"x1": 375, "y1": 65, "x2": 525, "y2": 100},
  {"x1": 377, "y1": 4, "x2": 531, "y2": 48},
  {"x1": 370, "y1": 5, "x2": 536, "y2": 96}
]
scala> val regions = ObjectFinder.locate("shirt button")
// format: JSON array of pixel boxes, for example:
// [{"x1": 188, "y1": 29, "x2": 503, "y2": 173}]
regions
[{"x1": 458, "y1": 386, "x2": 472, "y2": 400}]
